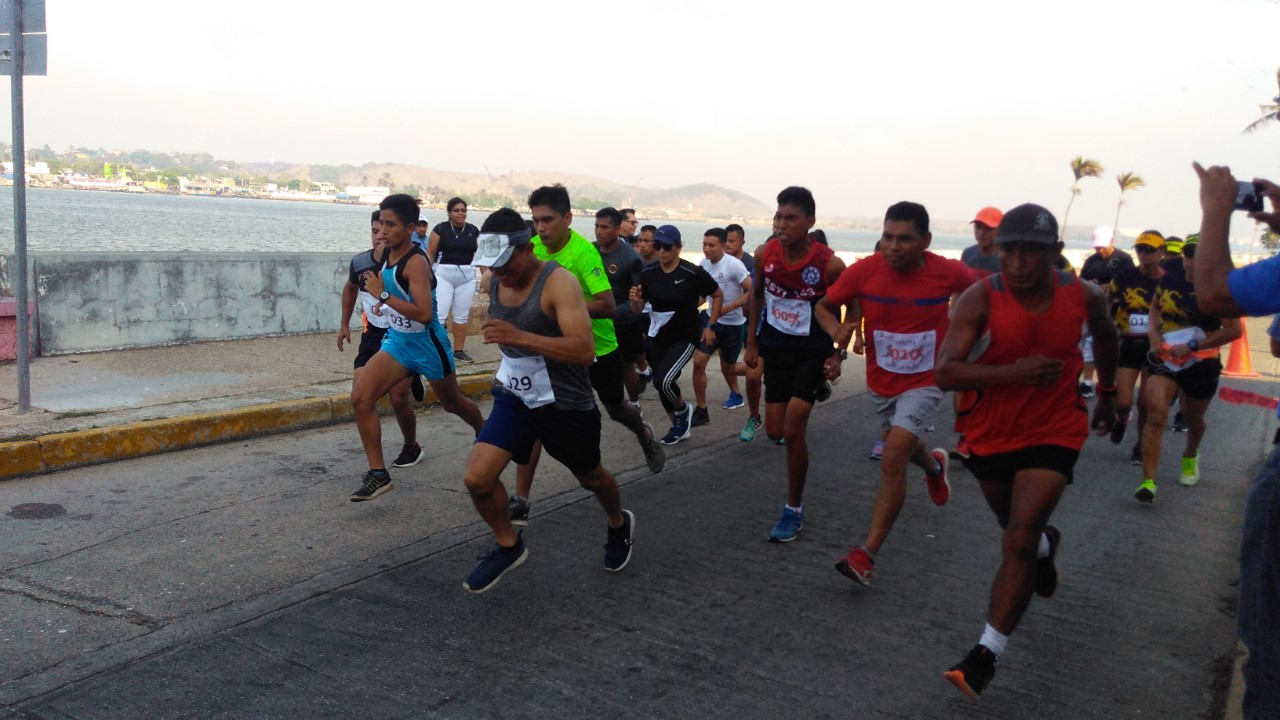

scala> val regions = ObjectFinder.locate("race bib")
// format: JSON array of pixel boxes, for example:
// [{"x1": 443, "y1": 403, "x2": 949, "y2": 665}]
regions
[
  {"x1": 1127, "y1": 313, "x2": 1149, "y2": 336},
  {"x1": 765, "y1": 294, "x2": 812, "y2": 336},
  {"x1": 495, "y1": 355, "x2": 556, "y2": 408},
  {"x1": 648, "y1": 310, "x2": 675, "y2": 337},
  {"x1": 873, "y1": 329, "x2": 936, "y2": 374},
  {"x1": 381, "y1": 305, "x2": 426, "y2": 333}
]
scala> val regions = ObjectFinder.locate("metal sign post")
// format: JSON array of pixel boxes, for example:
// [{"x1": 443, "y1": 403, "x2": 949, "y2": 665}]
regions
[{"x1": 1, "y1": 0, "x2": 45, "y2": 413}]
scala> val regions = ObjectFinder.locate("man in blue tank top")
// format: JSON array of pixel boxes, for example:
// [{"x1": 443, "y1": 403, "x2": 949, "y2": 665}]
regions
[
  {"x1": 460, "y1": 208, "x2": 635, "y2": 594},
  {"x1": 348, "y1": 194, "x2": 485, "y2": 502}
]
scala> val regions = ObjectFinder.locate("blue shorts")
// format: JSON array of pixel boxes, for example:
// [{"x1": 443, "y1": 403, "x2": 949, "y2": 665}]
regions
[
  {"x1": 380, "y1": 324, "x2": 455, "y2": 381},
  {"x1": 476, "y1": 388, "x2": 602, "y2": 478}
]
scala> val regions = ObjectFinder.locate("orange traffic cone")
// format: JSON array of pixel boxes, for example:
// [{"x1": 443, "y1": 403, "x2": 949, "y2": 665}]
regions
[{"x1": 1222, "y1": 333, "x2": 1261, "y2": 378}]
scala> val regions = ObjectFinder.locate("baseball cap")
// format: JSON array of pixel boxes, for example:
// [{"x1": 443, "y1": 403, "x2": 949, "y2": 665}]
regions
[
  {"x1": 1183, "y1": 233, "x2": 1199, "y2": 246},
  {"x1": 1134, "y1": 231, "x2": 1165, "y2": 249},
  {"x1": 417, "y1": 212, "x2": 428, "y2": 224},
  {"x1": 471, "y1": 228, "x2": 533, "y2": 268},
  {"x1": 1091, "y1": 226, "x2": 1115, "y2": 248},
  {"x1": 971, "y1": 206, "x2": 1004, "y2": 228},
  {"x1": 995, "y1": 203, "x2": 1059, "y2": 245},
  {"x1": 654, "y1": 225, "x2": 682, "y2": 247},
  {"x1": 1164, "y1": 236, "x2": 1184, "y2": 254}
]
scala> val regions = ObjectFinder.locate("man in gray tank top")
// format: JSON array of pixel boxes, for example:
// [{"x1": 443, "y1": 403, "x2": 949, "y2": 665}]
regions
[{"x1": 460, "y1": 209, "x2": 636, "y2": 594}]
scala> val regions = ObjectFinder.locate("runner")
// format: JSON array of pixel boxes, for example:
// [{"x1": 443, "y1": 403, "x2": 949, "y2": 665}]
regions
[
  {"x1": 348, "y1": 194, "x2": 485, "y2": 502},
  {"x1": 1078, "y1": 226, "x2": 1134, "y2": 398},
  {"x1": 816, "y1": 201, "x2": 976, "y2": 582},
  {"x1": 1161, "y1": 235, "x2": 1188, "y2": 432},
  {"x1": 1135, "y1": 235, "x2": 1241, "y2": 501},
  {"x1": 632, "y1": 224, "x2": 658, "y2": 390},
  {"x1": 593, "y1": 207, "x2": 649, "y2": 405},
  {"x1": 1108, "y1": 230, "x2": 1165, "y2": 465},
  {"x1": 691, "y1": 228, "x2": 752, "y2": 423},
  {"x1": 426, "y1": 197, "x2": 481, "y2": 364},
  {"x1": 461, "y1": 208, "x2": 634, "y2": 593},
  {"x1": 508, "y1": 185, "x2": 664, "y2": 526},
  {"x1": 631, "y1": 225, "x2": 721, "y2": 443},
  {"x1": 725, "y1": 223, "x2": 755, "y2": 276},
  {"x1": 744, "y1": 186, "x2": 847, "y2": 542},
  {"x1": 619, "y1": 207, "x2": 639, "y2": 244},
  {"x1": 338, "y1": 210, "x2": 424, "y2": 468},
  {"x1": 952, "y1": 206, "x2": 1005, "y2": 460},
  {"x1": 933, "y1": 202, "x2": 1118, "y2": 698}
]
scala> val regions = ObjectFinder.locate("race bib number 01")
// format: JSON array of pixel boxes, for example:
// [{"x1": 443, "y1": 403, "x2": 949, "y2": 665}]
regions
[
  {"x1": 873, "y1": 329, "x2": 936, "y2": 374},
  {"x1": 1127, "y1": 313, "x2": 1149, "y2": 336},
  {"x1": 766, "y1": 294, "x2": 812, "y2": 336},
  {"x1": 496, "y1": 355, "x2": 556, "y2": 408}
]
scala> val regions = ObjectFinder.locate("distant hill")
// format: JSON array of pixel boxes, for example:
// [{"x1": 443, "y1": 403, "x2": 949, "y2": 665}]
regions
[{"x1": 241, "y1": 162, "x2": 773, "y2": 220}]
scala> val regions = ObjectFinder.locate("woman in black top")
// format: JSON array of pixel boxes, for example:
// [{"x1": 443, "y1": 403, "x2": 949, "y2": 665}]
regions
[{"x1": 427, "y1": 197, "x2": 481, "y2": 363}]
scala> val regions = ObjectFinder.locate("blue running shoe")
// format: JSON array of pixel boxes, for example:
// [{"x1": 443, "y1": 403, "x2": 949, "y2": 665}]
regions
[
  {"x1": 768, "y1": 506, "x2": 804, "y2": 543},
  {"x1": 722, "y1": 392, "x2": 745, "y2": 410},
  {"x1": 463, "y1": 534, "x2": 528, "y2": 594}
]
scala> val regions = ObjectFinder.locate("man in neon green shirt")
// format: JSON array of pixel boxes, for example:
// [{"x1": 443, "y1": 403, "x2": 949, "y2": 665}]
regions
[{"x1": 509, "y1": 185, "x2": 665, "y2": 525}]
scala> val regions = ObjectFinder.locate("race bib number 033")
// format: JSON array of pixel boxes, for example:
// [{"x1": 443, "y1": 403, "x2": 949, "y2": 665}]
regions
[
  {"x1": 873, "y1": 329, "x2": 936, "y2": 375},
  {"x1": 496, "y1": 355, "x2": 556, "y2": 408}
]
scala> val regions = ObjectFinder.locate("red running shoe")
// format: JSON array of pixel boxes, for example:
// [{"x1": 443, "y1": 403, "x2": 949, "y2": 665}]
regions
[
  {"x1": 925, "y1": 448, "x2": 950, "y2": 506},
  {"x1": 835, "y1": 547, "x2": 875, "y2": 586}
]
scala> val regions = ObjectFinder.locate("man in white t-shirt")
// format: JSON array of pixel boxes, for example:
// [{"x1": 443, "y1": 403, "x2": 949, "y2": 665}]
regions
[{"x1": 690, "y1": 228, "x2": 753, "y2": 426}]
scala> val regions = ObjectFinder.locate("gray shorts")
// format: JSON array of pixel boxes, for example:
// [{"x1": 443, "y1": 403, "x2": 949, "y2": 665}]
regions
[{"x1": 868, "y1": 386, "x2": 944, "y2": 437}]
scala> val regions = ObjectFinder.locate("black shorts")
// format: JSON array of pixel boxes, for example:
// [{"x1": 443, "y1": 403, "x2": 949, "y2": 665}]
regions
[
  {"x1": 615, "y1": 321, "x2": 647, "y2": 363},
  {"x1": 760, "y1": 346, "x2": 829, "y2": 405},
  {"x1": 476, "y1": 388, "x2": 602, "y2": 478},
  {"x1": 589, "y1": 348, "x2": 627, "y2": 407},
  {"x1": 696, "y1": 317, "x2": 746, "y2": 363},
  {"x1": 1119, "y1": 337, "x2": 1151, "y2": 370},
  {"x1": 1147, "y1": 357, "x2": 1223, "y2": 400},
  {"x1": 354, "y1": 326, "x2": 388, "y2": 369},
  {"x1": 962, "y1": 444, "x2": 1080, "y2": 484}
]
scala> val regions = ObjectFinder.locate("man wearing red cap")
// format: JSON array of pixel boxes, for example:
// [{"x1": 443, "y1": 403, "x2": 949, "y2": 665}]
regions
[{"x1": 961, "y1": 206, "x2": 1004, "y2": 278}]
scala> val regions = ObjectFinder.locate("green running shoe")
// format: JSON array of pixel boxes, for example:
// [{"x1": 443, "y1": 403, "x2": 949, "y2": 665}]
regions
[
  {"x1": 1180, "y1": 454, "x2": 1200, "y2": 486},
  {"x1": 1134, "y1": 478, "x2": 1157, "y2": 503},
  {"x1": 740, "y1": 415, "x2": 763, "y2": 442}
]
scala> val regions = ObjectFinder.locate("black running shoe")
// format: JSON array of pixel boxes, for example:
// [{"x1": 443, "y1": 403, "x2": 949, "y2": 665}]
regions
[
  {"x1": 1172, "y1": 411, "x2": 1188, "y2": 432},
  {"x1": 508, "y1": 495, "x2": 530, "y2": 526},
  {"x1": 1035, "y1": 525, "x2": 1061, "y2": 598},
  {"x1": 463, "y1": 535, "x2": 528, "y2": 593},
  {"x1": 1110, "y1": 412, "x2": 1129, "y2": 444},
  {"x1": 691, "y1": 406, "x2": 711, "y2": 427},
  {"x1": 349, "y1": 470, "x2": 393, "y2": 502},
  {"x1": 603, "y1": 510, "x2": 635, "y2": 572},
  {"x1": 1129, "y1": 441, "x2": 1142, "y2": 466},
  {"x1": 410, "y1": 374, "x2": 425, "y2": 402},
  {"x1": 944, "y1": 644, "x2": 997, "y2": 698},
  {"x1": 815, "y1": 380, "x2": 832, "y2": 403},
  {"x1": 391, "y1": 443, "x2": 424, "y2": 468}
]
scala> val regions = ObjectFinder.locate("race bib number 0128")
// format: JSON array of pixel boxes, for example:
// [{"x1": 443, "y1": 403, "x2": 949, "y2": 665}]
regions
[{"x1": 873, "y1": 329, "x2": 936, "y2": 375}]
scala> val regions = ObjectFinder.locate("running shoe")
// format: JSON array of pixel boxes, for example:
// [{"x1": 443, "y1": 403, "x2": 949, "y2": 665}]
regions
[
  {"x1": 835, "y1": 547, "x2": 875, "y2": 586},
  {"x1": 944, "y1": 644, "x2": 997, "y2": 698},
  {"x1": 1035, "y1": 525, "x2": 1061, "y2": 598},
  {"x1": 463, "y1": 535, "x2": 528, "y2": 594},
  {"x1": 508, "y1": 495, "x2": 530, "y2": 526},
  {"x1": 1079, "y1": 381, "x2": 1094, "y2": 399},
  {"x1": 640, "y1": 422, "x2": 666, "y2": 473},
  {"x1": 454, "y1": 349, "x2": 475, "y2": 364},
  {"x1": 870, "y1": 439, "x2": 884, "y2": 461},
  {"x1": 1129, "y1": 442, "x2": 1142, "y2": 466},
  {"x1": 691, "y1": 406, "x2": 711, "y2": 427},
  {"x1": 410, "y1": 374, "x2": 425, "y2": 402},
  {"x1": 1110, "y1": 412, "x2": 1129, "y2": 444},
  {"x1": 739, "y1": 415, "x2": 763, "y2": 442},
  {"x1": 1172, "y1": 411, "x2": 1188, "y2": 433},
  {"x1": 924, "y1": 448, "x2": 950, "y2": 506},
  {"x1": 767, "y1": 506, "x2": 804, "y2": 543},
  {"x1": 1134, "y1": 478, "x2": 1157, "y2": 503},
  {"x1": 949, "y1": 435, "x2": 971, "y2": 461},
  {"x1": 815, "y1": 380, "x2": 832, "y2": 403},
  {"x1": 349, "y1": 470, "x2": 393, "y2": 502},
  {"x1": 1180, "y1": 453, "x2": 1200, "y2": 486},
  {"x1": 391, "y1": 442, "x2": 424, "y2": 468},
  {"x1": 722, "y1": 392, "x2": 745, "y2": 410},
  {"x1": 661, "y1": 403, "x2": 693, "y2": 445},
  {"x1": 603, "y1": 510, "x2": 635, "y2": 572}
]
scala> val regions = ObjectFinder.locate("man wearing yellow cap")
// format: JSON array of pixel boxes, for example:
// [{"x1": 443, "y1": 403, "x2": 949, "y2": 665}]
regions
[{"x1": 1107, "y1": 230, "x2": 1165, "y2": 468}]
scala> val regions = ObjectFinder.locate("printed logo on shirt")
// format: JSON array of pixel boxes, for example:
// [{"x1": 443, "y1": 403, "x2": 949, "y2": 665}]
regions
[
  {"x1": 608, "y1": 263, "x2": 618, "y2": 274},
  {"x1": 802, "y1": 266, "x2": 821, "y2": 286}
]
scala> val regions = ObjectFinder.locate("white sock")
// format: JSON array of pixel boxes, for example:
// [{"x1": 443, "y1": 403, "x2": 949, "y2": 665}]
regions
[
  {"x1": 1038, "y1": 532, "x2": 1051, "y2": 559},
  {"x1": 979, "y1": 624, "x2": 1008, "y2": 660},
  {"x1": 786, "y1": 504, "x2": 803, "y2": 515}
]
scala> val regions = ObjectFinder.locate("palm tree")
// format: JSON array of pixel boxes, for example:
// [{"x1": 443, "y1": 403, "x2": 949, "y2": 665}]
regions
[
  {"x1": 1112, "y1": 172, "x2": 1145, "y2": 235},
  {"x1": 1242, "y1": 67, "x2": 1280, "y2": 134},
  {"x1": 1061, "y1": 156, "x2": 1104, "y2": 242}
]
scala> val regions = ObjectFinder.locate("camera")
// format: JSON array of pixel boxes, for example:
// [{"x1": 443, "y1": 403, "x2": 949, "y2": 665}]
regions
[{"x1": 1234, "y1": 181, "x2": 1264, "y2": 213}]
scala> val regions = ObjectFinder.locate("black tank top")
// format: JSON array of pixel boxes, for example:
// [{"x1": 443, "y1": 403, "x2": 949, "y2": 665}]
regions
[{"x1": 434, "y1": 222, "x2": 480, "y2": 265}]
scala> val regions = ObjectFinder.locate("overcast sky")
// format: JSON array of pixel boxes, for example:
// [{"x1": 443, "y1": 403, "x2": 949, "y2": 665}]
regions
[{"x1": 6, "y1": 0, "x2": 1280, "y2": 236}]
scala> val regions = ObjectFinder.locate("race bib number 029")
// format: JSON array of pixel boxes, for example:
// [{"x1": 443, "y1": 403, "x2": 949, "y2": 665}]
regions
[
  {"x1": 766, "y1": 294, "x2": 812, "y2": 336},
  {"x1": 873, "y1": 329, "x2": 936, "y2": 374},
  {"x1": 496, "y1": 355, "x2": 556, "y2": 408}
]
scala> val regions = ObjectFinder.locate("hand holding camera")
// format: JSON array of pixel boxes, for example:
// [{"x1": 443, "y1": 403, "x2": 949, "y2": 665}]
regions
[{"x1": 1193, "y1": 162, "x2": 1280, "y2": 233}]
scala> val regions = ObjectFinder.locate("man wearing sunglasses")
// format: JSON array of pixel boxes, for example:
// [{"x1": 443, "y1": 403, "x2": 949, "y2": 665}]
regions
[
  {"x1": 1107, "y1": 230, "x2": 1165, "y2": 470},
  {"x1": 1079, "y1": 226, "x2": 1134, "y2": 399}
]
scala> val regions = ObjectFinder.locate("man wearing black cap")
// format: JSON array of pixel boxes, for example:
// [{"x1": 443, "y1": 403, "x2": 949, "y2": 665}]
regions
[
  {"x1": 935, "y1": 203, "x2": 1117, "y2": 698},
  {"x1": 461, "y1": 208, "x2": 635, "y2": 593}
]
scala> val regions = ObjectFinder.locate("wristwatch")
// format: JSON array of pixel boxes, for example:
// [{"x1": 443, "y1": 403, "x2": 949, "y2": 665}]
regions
[
  {"x1": 379, "y1": 291, "x2": 390, "y2": 301},
  {"x1": 834, "y1": 348, "x2": 848, "y2": 360},
  {"x1": 1188, "y1": 339, "x2": 1199, "y2": 351}
]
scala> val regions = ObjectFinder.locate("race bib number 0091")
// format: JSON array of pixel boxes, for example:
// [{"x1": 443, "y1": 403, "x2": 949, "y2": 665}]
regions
[
  {"x1": 765, "y1": 294, "x2": 812, "y2": 336},
  {"x1": 873, "y1": 329, "x2": 936, "y2": 375},
  {"x1": 496, "y1": 355, "x2": 556, "y2": 408}
]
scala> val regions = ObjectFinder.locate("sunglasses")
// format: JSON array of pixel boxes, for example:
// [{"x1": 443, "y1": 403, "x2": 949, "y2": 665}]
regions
[
  {"x1": 655, "y1": 242, "x2": 678, "y2": 251},
  {"x1": 1134, "y1": 245, "x2": 1161, "y2": 255},
  {"x1": 1182, "y1": 245, "x2": 1197, "y2": 259}
]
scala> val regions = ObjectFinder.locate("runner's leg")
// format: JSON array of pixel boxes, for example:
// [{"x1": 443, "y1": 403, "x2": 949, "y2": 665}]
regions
[
  {"x1": 984, "y1": 468, "x2": 1067, "y2": 635},
  {"x1": 783, "y1": 398, "x2": 815, "y2": 506},
  {"x1": 692, "y1": 349, "x2": 712, "y2": 410},
  {"x1": 1140, "y1": 375, "x2": 1177, "y2": 481},
  {"x1": 426, "y1": 375, "x2": 484, "y2": 435},
  {"x1": 464, "y1": 442, "x2": 519, "y2": 547},
  {"x1": 389, "y1": 376, "x2": 417, "y2": 447},
  {"x1": 863, "y1": 425, "x2": 923, "y2": 554},
  {"x1": 351, "y1": 351, "x2": 413, "y2": 470}
]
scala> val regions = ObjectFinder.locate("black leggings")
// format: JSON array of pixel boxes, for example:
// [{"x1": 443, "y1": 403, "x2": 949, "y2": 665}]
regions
[{"x1": 647, "y1": 340, "x2": 695, "y2": 413}]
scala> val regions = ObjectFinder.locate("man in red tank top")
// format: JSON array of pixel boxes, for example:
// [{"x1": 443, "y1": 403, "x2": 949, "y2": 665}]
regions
[
  {"x1": 817, "y1": 201, "x2": 977, "y2": 587},
  {"x1": 934, "y1": 203, "x2": 1118, "y2": 698},
  {"x1": 744, "y1": 187, "x2": 847, "y2": 543}
]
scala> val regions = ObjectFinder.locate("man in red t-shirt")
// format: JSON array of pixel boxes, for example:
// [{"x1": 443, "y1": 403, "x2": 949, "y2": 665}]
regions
[
  {"x1": 934, "y1": 203, "x2": 1116, "y2": 698},
  {"x1": 817, "y1": 201, "x2": 976, "y2": 586}
]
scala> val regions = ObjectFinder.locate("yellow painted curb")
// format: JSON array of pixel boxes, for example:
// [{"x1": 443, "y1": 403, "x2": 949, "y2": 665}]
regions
[{"x1": 0, "y1": 372, "x2": 496, "y2": 481}]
